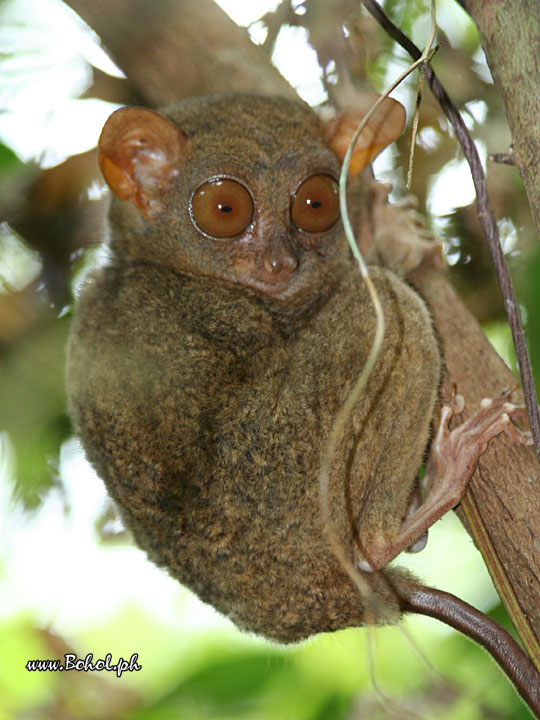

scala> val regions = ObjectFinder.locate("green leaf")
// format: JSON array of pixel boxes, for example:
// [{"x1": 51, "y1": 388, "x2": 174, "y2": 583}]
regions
[{"x1": 0, "y1": 142, "x2": 21, "y2": 175}]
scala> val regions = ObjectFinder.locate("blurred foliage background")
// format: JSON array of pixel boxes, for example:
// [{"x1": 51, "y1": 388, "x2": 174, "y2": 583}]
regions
[{"x1": 0, "y1": 0, "x2": 539, "y2": 718}]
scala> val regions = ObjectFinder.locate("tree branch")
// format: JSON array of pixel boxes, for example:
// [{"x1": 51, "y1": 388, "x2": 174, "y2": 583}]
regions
[{"x1": 64, "y1": 0, "x2": 296, "y2": 106}]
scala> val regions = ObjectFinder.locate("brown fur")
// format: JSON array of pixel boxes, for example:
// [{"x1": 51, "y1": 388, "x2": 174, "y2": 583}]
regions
[{"x1": 67, "y1": 95, "x2": 440, "y2": 642}]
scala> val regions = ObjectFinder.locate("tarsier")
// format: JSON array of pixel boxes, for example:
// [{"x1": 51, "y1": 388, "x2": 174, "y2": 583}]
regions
[{"x1": 67, "y1": 94, "x2": 539, "y2": 711}]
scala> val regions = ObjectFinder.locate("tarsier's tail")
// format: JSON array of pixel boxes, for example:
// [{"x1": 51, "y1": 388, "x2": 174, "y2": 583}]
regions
[{"x1": 398, "y1": 583, "x2": 540, "y2": 718}]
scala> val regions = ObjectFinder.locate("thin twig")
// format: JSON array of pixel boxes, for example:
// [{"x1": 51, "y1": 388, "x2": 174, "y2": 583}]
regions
[
  {"x1": 490, "y1": 152, "x2": 515, "y2": 166},
  {"x1": 259, "y1": 0, "x2": 296, "y2": 56},
  {"x1": 407, "y1": 66, "x2": 425, "y2": 190},
  {"x1": 361, "y1": 0, "x2": 540, "y2": 463},
  {"x1": 407, "y1": 1, "x2": 437, "y2": 189},
  {"x1": 318, "y1": 20, "x2": 439, "y2": 607},
  {"x1": 366, "y1": 627, "x2": 425, "y2": 719},
  {"x1": 318, "y1": 6, "x2": 439, "y2": 613}
]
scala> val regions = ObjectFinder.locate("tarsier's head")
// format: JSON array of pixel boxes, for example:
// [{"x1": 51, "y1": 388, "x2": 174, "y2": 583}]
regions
[{"x1": 98, "y1": 94, "x2": 404, "y2": 304}]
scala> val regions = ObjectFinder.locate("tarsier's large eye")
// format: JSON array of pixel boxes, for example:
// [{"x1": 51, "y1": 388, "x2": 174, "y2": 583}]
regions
[
  {"x1": 191, "y1": 178, "x2": 254, "y2": 238},
  {"x1": 291, "y1": 174, "x2": 340, "y2": 233}
]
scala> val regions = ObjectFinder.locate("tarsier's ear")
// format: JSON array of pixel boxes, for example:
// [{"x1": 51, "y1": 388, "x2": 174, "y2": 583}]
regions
[
  {"x1": 324, "y1": 96, "x2": 406, "y2": 176},
  {"x1": 98, "y1": 107, "x2": 188, "y2": 219}
]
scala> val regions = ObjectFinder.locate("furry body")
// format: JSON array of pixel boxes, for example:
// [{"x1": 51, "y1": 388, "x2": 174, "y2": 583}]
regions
[{"x1": 67, "y1": 96, "x2": 440, "y2": 641}]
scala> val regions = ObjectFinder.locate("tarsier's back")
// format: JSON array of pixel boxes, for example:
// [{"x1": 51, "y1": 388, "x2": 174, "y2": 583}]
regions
[{"x1": 67, "y1": 95, "x2": 440, "y2": 642}]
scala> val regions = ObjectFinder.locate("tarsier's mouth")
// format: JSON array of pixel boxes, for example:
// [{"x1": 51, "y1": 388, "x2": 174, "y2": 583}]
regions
[
  {"x1": 240, "y1": 258, "x2": 300, "y2": 297},
  {"x1": 245, "y1": 275, "x2": 294, "y2": 297}
]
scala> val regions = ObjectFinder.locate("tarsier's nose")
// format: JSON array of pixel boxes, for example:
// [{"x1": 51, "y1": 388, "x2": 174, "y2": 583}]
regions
[{"x1": 259, "y1": 239, "x2": 298, "y2": 285}]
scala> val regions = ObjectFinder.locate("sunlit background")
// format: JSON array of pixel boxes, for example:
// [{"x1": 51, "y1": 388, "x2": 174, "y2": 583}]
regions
[{"x1": 1, "y1": 0, "x2": 539, "y2": 718}]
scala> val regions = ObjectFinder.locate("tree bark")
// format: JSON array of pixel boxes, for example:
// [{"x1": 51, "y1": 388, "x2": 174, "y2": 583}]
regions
[
  {"x1": 64, "y1": 0, "x2": 296, "y2": 107},
  {"x1": 62, "y1": 0, "x2": 540, "y2": 668},
  {"x1": 465, "y1": 0, "x2": 540, "y2": 243}
]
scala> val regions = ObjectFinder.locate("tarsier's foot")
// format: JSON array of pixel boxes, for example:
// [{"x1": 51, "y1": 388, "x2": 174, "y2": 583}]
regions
[
  {"x1": 427, "y1": 390, "x2": 533, "y2": 504},
  {"x1": 356, "y1": 390, "x2": 533, "y2": 573},
  {"x1": 404, "y1": 486, "x2": 428, "y2": 554}
]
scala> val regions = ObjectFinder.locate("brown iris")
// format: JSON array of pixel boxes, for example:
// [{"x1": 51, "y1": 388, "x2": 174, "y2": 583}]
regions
[
  {"x1": 291, "y1": 174, "x2": 340, "y2": 233},
  {"x1": 191, "y1": 178, "x2": 254, "y2": 238}
]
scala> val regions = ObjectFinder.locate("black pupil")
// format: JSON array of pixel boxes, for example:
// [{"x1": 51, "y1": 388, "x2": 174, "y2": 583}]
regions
[
  {"x1": 218, "y1": 203, "x2": 232, "y2": 213},
  {"x1": 311, "y1": 201, "x2": 322, "y2": 209}
]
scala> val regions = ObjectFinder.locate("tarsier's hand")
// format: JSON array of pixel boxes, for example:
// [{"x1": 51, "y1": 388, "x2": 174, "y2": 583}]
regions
[
  {"x1": 426, "y1": 389, "x2": 533, "y2": 495},
  {"x1": 367, "y1": 182, "x2": 445, "y2": 276}
]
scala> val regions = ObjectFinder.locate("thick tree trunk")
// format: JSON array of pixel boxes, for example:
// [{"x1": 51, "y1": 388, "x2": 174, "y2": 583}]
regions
[{"x1": 465, "y1": 0, "x2": 540, "y2": 243}]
